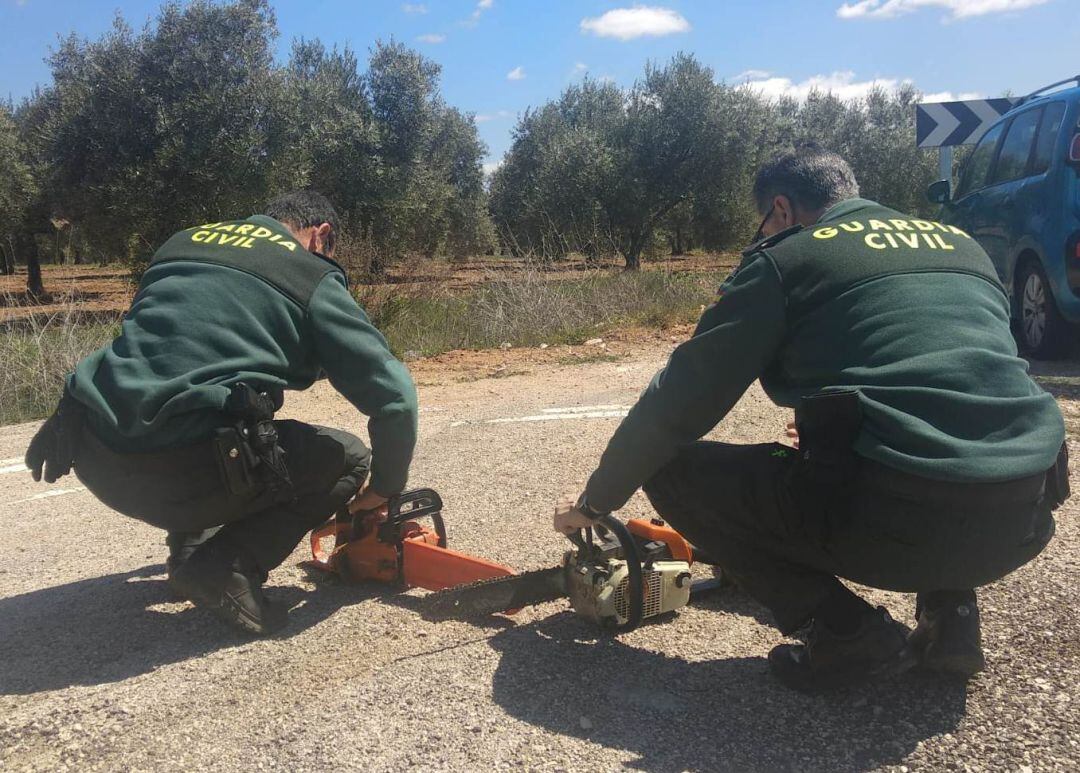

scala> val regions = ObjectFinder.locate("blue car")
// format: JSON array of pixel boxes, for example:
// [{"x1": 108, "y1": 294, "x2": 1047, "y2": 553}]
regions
[{"x1": 929, "y1": 76, "x2": 1080, "y2": 359}]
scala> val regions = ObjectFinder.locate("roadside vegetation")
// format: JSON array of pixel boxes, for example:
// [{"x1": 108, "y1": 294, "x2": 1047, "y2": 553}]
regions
[
  {"x1": 0, "y1": 295, "x2": 120, "y2": 425},
  {"x1": 363, "y1": 267, "x2": 721, "y2": 358},
  {"x1": 1, "y1": 266, "x2": 719, "y2": 425}
]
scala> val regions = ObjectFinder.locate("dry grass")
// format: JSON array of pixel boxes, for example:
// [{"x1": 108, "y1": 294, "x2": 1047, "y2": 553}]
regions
[
  {"x1": 1, "y1": 293, "x2": 121, "y2": 424},
  {"x1": 361, "y1": 267, "x2": 721, "y2": 358},
  {"x1": 0, "y1": 267, "x2": 724, "y2": 426}
]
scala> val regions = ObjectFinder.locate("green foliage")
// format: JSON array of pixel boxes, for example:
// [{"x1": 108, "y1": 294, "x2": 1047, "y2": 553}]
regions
[
  {"x1": 493, "y1": 56, "x2": 949, "y2": 267},
  {"x1": 13, "y1": 1, "x2": 492, "y2": 276},
  {"x1": 0, "y1": 104, "x2": 36, "y2": 274},
  {"x1": 6, "y1": 4, "x2": 952, "y2": 280},
  {"x1": 20, "y1": 1, "x2": 280, "y2": 264}
]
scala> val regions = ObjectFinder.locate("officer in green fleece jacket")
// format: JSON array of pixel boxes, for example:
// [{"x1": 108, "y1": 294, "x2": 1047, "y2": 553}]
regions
[
  {"x1": 25, "y1": 191, "x2": 418, "y2": 635},
  {"x1": 554, "y1": 147, "x2": 1068, "y2": 691}
]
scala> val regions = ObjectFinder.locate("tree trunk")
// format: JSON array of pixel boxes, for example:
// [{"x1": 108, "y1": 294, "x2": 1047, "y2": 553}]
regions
[
  {"x1": 623, "y1": 231, "x2": 646, "y2": 271},
  {"x1": 26, "y1": 251, "x2": 45, "y2": 299},
  {"x1": 670, "y1": 224, "x2": 684, "y2": 256},
  {"x1": 0, "y1": 240, "x2": 13, "y2": 275}
]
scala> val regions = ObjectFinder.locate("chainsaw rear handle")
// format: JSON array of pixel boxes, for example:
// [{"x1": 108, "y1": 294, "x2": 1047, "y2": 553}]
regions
[{"x1": 571, "y1": 515, "x2": 644, "y2": 634}]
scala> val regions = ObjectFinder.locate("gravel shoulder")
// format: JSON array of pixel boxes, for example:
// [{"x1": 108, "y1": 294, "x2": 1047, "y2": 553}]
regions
[{"x1": 0, "y1": 339, "x2": 1077, "y2": 772}]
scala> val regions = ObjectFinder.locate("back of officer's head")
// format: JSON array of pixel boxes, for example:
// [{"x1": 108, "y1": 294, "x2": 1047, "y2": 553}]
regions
[
  {"x1": 264, "y1": 190, "x2": 340, "y2": 255},
  {"x1": 753, "y1": 145, "x2": 859, "y2": 219}
]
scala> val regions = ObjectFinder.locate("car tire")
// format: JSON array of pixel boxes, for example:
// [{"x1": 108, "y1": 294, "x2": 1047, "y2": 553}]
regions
[{"x1": 1017, "y1": 261, "x2": 1071, "y2": 360}]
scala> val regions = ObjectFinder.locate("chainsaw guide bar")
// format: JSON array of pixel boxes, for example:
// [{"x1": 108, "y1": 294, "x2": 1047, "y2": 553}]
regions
[{"x1": 422, "y1": 566, "x2": 567, "y2": 620}]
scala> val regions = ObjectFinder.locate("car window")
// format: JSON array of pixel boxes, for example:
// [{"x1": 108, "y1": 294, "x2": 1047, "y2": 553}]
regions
[
  {"x1": 957, "y1": 121, "x2": 1005, "y2": 198},
  {"x1": 1031, "y1": 101, "x2": 1067, "y2": 175},
  {"x1": 990, "y1": 108, "x2": 1041, "y2": 185}
]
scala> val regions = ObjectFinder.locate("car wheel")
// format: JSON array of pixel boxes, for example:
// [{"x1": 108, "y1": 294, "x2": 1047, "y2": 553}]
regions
[{"x1": 1018, "y1": 261, "x2": 1071, "y2": 360}]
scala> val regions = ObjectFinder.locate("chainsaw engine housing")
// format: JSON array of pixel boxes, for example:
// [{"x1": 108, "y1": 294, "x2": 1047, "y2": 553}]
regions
[{"x1": 564, "y1": 554, "x2": 692, "y2": 629}]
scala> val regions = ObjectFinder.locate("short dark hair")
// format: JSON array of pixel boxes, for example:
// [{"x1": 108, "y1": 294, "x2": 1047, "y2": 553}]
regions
[
  {"x1": 752, "y1": 145, "x2": 859, "y2": 215},
  {"x1": 263, "y1": 190, "x2": 340, "y2": 252}
]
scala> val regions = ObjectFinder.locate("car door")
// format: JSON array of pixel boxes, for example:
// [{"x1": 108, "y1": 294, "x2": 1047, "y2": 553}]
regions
[
  {"x1": 1008, "y1": 101, "x2": 1067, "y2": 284},
  {"x1": 980, "y1": 107, "x2": 1043, "y2": 277},
  {"x1": 948, "y1": 120, "x2": 1006, "y2": 269}
]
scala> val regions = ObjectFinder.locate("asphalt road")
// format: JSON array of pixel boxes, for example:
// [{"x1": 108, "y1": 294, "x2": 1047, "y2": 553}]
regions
[{"x1": 1, "y1": 342, "x2": 1077, "y2": 772}]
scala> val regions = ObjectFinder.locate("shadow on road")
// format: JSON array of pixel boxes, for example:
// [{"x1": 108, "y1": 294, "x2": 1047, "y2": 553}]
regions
[
  {"x1": 0, "y1": 564, "x2": 375, "y2": 696},
  {"x1": 489, "y1": 612, "x2": 967, "y2": 773}
]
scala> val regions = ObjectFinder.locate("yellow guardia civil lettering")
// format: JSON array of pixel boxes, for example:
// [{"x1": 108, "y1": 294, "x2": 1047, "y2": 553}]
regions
[
  {"x1": 863, "y1": 231, "x2": 955, "y2": 251},
  {"x1": 190, "y1": 221, "x2": 297, "y2": 251},
  {"x1": 813, "y1": 227, "x2": 838, "y2": 239}
]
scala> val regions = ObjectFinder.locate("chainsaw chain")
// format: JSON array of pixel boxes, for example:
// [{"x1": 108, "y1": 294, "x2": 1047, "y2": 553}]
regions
[{"x1": 423, "y1": 567, "x2": 564, "y2": 620}]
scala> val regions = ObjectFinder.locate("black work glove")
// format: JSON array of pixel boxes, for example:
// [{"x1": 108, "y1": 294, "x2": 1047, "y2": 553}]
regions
[{"x1": 25, "y1": 389, "x2": 87, "y2": 483}]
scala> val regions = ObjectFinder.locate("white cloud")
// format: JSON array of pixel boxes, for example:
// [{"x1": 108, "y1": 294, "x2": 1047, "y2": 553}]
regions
[
  {"x1": 580, "y1": 6, "x2": 691, "y2": 41},
  {"x1": 507, "y1": 66, "x2": 526, "y2": 81},
  {"x1": 740, "y1": 70, "x2": 983, "y2": 103},
  {"x1": 482, "y1": 161, "x2": 502, "y2": 176},
  {"x1": 464, "y1": 0, "x2": 494, "y2": 26},
  {"x1": 573, "y1": 62, "x2": 588, "y2": 74},
  {"x1": 922, "y1": 89, "x2": 983, "y2": 102},
  {"x1": 732, "y1": 69, "x2": 772, "y2": 82},
  {"x1": 475, "y1": 110, "x2": 513, "y2": 123},
  {"x1": 402, "y1": 3, "x2": 427, "y2": 14},
  {"x1": 742, "y1": 71, "x2": 901, "y2": 101},
  {"x1": 417, "y1": 33, "x2": 446, "y2": 43},
  {"x1": 837, "y1": 0, "x2": 1050, "y2": 21}
]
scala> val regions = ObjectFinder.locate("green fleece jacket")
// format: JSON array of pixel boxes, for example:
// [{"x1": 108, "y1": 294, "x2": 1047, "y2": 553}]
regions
[
  {"x1": 586, "y1": 198, "x2": 1065, "y2": 512},
  {"x1": 68, "y1": 215, "x2": 417, "y2": 496}
]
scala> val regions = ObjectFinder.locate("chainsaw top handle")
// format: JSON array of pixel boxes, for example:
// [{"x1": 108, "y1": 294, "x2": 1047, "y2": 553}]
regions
[
  {"x1": 571, "y1": 515, "x2": 645, "y2": 634},
  {"x1": 376, "y1": 488, "x2": 448, "y2": 548}
]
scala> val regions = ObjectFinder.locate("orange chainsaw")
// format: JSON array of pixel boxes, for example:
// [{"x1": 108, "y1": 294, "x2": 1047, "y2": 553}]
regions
[
  {"x1": 423, "y1": 514, "x2": 728, "y2": 632},
  {"x1": 305, "y1": 488, "x2": 517, "y2": 591}
]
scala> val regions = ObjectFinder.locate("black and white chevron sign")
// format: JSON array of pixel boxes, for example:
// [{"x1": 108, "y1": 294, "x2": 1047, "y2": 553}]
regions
[{"x1": 916, "y1": 98, "x2": 1020, "y2": 148}]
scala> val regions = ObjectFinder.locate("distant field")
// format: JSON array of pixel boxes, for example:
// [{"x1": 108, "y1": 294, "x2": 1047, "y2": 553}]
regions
[{"x1": 0, "y1": 253, "x2": 739, "y2": 324}]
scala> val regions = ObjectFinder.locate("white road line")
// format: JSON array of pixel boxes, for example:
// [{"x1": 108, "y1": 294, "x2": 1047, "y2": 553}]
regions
[
  {"x1": 1, "y1": 463, "x2": 28, "y2": 475},
  {"x1": 487, "y1": 410, "x2": 629, "y2": 424},
  {"x1": 4, "y1": 487, "x2": 86, "y2": 506},
  {"x1": 540, "y1": 405, "x2": 631, "y2": 414},
  {"x1": 452, "y1": 410, "x2": 630, "y2": 427},
  {"x1": 0, "y1": 456, "x2": 24, "y2": 466}
]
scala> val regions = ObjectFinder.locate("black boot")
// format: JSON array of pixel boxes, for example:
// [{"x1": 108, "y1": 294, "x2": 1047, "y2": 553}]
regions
[
  {"x1": 769, "y1": 607, "x2": 916, "y2": 692},
  {"x1": 169, "y1": 540, "x2": 287, "y2": 635},
  {"x1": 909, "y1": 591, "x2": 985, "y2": 678},
  {"x1": 165, "y1": 528, "x2": 221, "y2": 598}
]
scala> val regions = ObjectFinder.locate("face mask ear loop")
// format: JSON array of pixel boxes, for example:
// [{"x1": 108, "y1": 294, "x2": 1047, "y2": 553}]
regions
[{"x1": 752, "y1": 203, "x2": 775, "y2": 244}]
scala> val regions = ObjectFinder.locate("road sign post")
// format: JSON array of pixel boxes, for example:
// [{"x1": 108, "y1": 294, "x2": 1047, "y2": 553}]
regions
[{"x1": 939, "y1": 145, "x2": 953, "y2": 186}]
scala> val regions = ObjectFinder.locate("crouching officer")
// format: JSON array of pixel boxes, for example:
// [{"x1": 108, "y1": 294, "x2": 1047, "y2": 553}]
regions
[
  {"x1": 25, "y1": 191, "x2": 418, "y2": 635},
  {"x1": 554, "y1": 146, "x2": 1068, "y2": 691}
]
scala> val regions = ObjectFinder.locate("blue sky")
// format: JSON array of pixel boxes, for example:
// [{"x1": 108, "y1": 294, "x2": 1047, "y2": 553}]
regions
[{"x1": 2, "y1": 0, "x2": 1077, "y2": 168}]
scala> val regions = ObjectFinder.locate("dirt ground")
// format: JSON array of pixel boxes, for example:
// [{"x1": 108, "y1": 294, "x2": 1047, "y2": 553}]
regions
[{"x1": 0, "y1": 335, "x2": 1077, "y2": 772}]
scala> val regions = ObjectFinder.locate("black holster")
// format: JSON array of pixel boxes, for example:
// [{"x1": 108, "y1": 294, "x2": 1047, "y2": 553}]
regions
[
  {"x1": 1045, "y1": 442, "x2": 1070, "y2": 509},
  {"x1": 795, "y1": 389, "x2": 863, "y2": 483},
  {"x1": 214, "y1": 383, "x2": 291, "y2": 498}
]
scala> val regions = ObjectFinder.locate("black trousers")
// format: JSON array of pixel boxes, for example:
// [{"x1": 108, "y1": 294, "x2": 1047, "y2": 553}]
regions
[
  {"x1": 643, "y1": 442, "x2": 1055, "y2": 634},
  {"x1": 74, "y1": 420, "x2": 371, "y2": 574}
]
